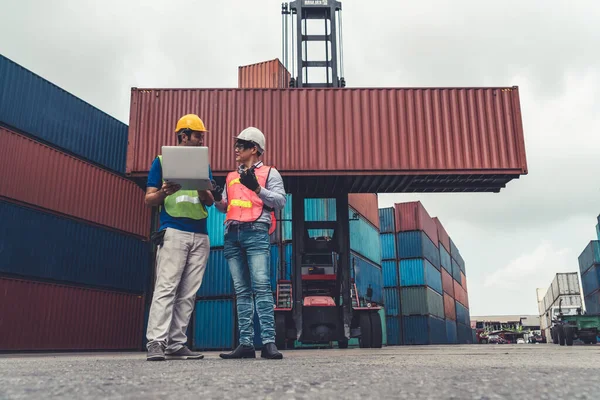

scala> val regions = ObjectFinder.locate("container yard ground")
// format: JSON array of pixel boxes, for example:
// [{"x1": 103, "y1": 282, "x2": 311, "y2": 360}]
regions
[{"x1": 2, "y1": 345, "x2": 599, "y2": 399}]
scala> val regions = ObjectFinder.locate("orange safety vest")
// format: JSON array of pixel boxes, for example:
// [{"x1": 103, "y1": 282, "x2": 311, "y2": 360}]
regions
[{"x1": 225, "y1": 164, "x2": 277, "y2": 235}]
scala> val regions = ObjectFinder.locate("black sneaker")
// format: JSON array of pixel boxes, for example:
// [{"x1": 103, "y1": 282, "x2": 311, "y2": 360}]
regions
[
  {"x1": 165, "y1": 346, "x2": 204, "y2": 360},
  {"x1": 146, "y1": 342, "x2": 165, "y2": 361},
  {"x1": 219, "y1": 344, "x2": 256, "y2": 359},
  {"x1": 261, "y1": 343, "x2": 283, "y2": 360}
]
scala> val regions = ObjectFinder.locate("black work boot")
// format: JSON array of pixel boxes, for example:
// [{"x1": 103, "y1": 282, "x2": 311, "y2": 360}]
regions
[
  {"x1": 219, "y1": 344, "x2": 256, "y2": 359},
  {"x1": 261, "y1": 343, "x2": 283, "y2": 360}
]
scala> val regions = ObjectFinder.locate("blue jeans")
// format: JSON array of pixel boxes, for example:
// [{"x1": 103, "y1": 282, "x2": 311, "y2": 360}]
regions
[{"x1": 224, "y1": 222, "x2": 274, "y2": 346}]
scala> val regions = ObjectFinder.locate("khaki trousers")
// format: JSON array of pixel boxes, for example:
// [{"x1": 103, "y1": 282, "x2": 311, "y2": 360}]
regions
[{"x1": 146, "y1": 228, "x2": 210, "y2": 352}]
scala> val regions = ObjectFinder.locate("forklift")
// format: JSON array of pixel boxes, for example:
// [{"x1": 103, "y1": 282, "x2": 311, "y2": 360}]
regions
[{"x1": 274, "y1": 1, "x2": 383, "y2": 349}]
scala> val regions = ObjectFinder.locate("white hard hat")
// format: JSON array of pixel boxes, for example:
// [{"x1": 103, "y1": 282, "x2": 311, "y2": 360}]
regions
[{"x1": 235, "y1": 127, "x2": 266, "y2": 153}]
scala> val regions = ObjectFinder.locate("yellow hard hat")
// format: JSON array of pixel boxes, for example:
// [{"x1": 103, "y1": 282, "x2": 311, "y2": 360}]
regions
[{"x1": 175, "y1": 114, "x2": 208, "y2": 133}]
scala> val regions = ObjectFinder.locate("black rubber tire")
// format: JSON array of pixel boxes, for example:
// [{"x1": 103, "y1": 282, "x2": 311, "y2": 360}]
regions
[
  {"x1": 338, "y1": 340, "x2": 349, "y2": 349},
  {"x1": 369, "y1": 312, "x2": 383, "y2": 348},
  {"x1": 552, "y1": 328, "x2": 559, "y2": 345},
  {"x1": 275, "y1": 313, "x2": 287, "y2": 349},
  {"x1": 565, "y1": 327, "x2": 575, "y2": 346},
  {"x1": 558, "y1": 326, "x2": 566, "y2": 346},
  {"x1": 359, "y1": 313, "x2": 372, "y2": 348}
]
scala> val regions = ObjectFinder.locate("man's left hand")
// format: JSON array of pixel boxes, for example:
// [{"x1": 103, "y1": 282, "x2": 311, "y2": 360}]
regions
[{"x1": 240, "y1": 169, "x2": 260, "y2": 192}]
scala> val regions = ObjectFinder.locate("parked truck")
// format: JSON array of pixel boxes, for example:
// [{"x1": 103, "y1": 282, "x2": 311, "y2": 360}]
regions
[{"x1": 549, "y1": 300, "x2": 600, "y2": 346}]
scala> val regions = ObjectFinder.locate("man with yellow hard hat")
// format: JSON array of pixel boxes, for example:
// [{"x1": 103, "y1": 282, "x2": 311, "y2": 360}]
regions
[{"x1": 144, "y1": 114, "x2": 215, "y2": 361}]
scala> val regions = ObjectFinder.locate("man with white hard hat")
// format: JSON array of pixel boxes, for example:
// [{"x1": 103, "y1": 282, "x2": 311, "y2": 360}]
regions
[{"x1": 213, "y1": 126, "x2": 287, "y2": 359}]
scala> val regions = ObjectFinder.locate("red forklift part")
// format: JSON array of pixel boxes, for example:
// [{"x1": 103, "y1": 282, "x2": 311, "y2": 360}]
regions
[
  {"x1": 302, "y1": 274, "x2": 337, "y2": 281},
  {"x1": 304, "y1": 296, "x2": 336, "y2": 307}
]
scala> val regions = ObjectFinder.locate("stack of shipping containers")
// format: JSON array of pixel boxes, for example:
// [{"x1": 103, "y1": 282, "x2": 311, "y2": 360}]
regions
[
  {"x1": 578, "y1": 241, "x2": 600, "y2": 314},
  {"x1": 379, "y1": 201, "x2": 473, "y2": 345},
  {"x1": 537, "y1": 273, "x2": 582, "y2": 341},
  {"x1": 0, "y1": 54, "x2": 150, "y2": 351}
]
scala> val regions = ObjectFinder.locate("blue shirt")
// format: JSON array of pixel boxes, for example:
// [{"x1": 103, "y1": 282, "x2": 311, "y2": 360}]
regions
[{"x1": 147, "y1": 156, "x2": 213, "y2": 234}]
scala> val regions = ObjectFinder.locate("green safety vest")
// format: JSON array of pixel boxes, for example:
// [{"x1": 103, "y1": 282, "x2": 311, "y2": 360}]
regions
[{"x1": 157, "y1": 155, "x2": 208, "y2": 220}]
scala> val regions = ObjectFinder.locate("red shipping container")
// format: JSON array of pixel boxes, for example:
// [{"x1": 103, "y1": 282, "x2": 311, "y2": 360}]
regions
[
  {"x1": 432, "y1": 217, "x2": 451, "y2": 252},
  {"x1": 444, "y1": 294, "x2": 456, "y2": 320},
  {"x1": 0, "y1": 127, "x2": 151, "y2": 239},
  {"x1": 349, "y1": 194, "x2": 380, "y2": 230},
  {"x1": 0, "y1": 277, "x2": 145, "y2": 351},
  {"x1": 394, "y1": 201, "x2": 439, "y2": 246},
  {"x1": 126, "y1": 87, "x2": 528, "y2": 194},
  {"x1": 454, "y1": 280, "x2": 469, "y2": 308},
  {"x1": 442, "y1": 268, "x2": 454, "y2": 297},
  {"x1": 238, "y1": 59, "x2": 290, "y2": 89},
  {"x1": 461, "y1": 271, "x2": 468, "y2": 290}
]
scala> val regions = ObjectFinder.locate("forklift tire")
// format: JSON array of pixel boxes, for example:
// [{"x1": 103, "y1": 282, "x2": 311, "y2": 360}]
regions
[
  {"x1": 275, "y1": 313, "x2": 287, "y2": 349},
  {"x1": 551, "y1": 329, "x2": 558, "y2": 345},
  {"x1": 370, "y1": 312, "x2": 383, "y2": 349},
  {"x1": 359, "y1": 313, "x2": 372, "y2": 348},
  {"x1": 558, "y1": 326, "x2": 566, "y2": 346},
  {"x1": 565, "y1": 327, "x2": 575, "y2": 346}
]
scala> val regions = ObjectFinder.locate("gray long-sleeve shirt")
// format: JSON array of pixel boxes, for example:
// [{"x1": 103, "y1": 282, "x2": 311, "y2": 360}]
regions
[{"x1": 214, "y1": 161, "x2": 287, "y2": 230}]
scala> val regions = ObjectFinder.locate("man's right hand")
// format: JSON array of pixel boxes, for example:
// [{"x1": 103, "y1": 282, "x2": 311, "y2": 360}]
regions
[
  {"x1": 161, "y1": 181, "x2": 181, "y2": 196},
  {"x1": 210, "y1": 180, "x2": 223, "y2": 202}
]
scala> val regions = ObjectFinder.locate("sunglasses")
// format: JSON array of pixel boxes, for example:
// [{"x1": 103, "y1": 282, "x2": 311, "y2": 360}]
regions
[{"x1": 234, "y1": 140, "x2": 256, "y2": 150}]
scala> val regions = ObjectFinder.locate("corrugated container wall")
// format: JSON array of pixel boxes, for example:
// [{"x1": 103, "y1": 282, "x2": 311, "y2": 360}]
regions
[
  {"x1": 384, "y1": 288, "x2": 401, "y2": 316},
  {"x1": 584, "y1": 291, "x2": 600, "y2": 314},
  {"x1": 0, "y1": 277, "x2": 144, "y2": 351},
  {"x1": 207, "y1": 210, "x2": 227, "y2": 247},
  {"x1": 399, "y1": 259, "x2": 443, "y2": 295},
  {"x1": 446, "y1": 319, "x2": 458, "y2": 344},
  {"x1": 349, "y1": 208, "x2": 382, "y2": 265},
  {"x1": 0, "y1": 200, "x2": 150, "y2": 293},
  {"x1": 238, "y1": 59, "x2": 290, "y2": 89},
  {"x1": 550, "y1": 273, "x2": 580, "y2": 300},
  {"x1": 382, "y1": 260, "x2": 399, "y2": 287},
  {"x1": 386, "y1": 316, "x2": 402, "y2": 345},
  {"x1": 193, "y1": 299, "x2": 236, "y2": 350},
  {"x1": 444, "y1": 294, "x2": 456, "y2": 320},
  {"x1": 439, "y1": 245, "x2": 452, "y2": 273},
  {"x1": 442, "y1": 269, "x2": 454, "y2": 297},
  {"x1": 0, "y1": 54, "x2": 128, "y2": 173},
  {"x1": 379, "y1": 207, "x2": 396, "y2": 233},
  {"x1": 581, "y1": 265, "x2": 600, "y2": 295},
  {"x1": 432, "y1": 217, "x2": 451, "y2": 252},
  {"x1": 126, "y1": 87, "x2": 528, "y2": 190},
  {"x1": 0, "y1": 127, "x2": 150, "y2": 238},
  {"x1": 545, "y1": 295, "x2": 583, "y2": 313},
  {"x1": 398, "y1": 231, "x2": 440, "y2": 269},
  {"x1": 394, "y1": 202, "x2": 439, "y2": 246},
  {"x1": 579, "y1": 241, "x2": 600, "y2": 275},
  {"x1": 348, "y1": 194, "x2": 380, "y2": 230},
  {"x1": 402, "y1": 315, "x2": 447, "y2": 345},
  {"x1": 380, "y1": 233, "x2": 397, "y2": 260},
  {"x1": 400, "y1": 287, "x2": 444, "y2": 319},
  {"x1": 196, "y1": 249, "x2": 234, "y2": 298}
]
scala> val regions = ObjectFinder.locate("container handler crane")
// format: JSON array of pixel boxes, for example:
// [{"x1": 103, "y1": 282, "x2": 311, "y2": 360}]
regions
[{"x1": 274, "y1": 0, "x2": 383, "y2": 349}]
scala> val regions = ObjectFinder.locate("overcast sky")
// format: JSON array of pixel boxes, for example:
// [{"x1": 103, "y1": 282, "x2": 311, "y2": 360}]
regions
[{"x1": 1, "y1": 0, "x2": 599, "y2": 317}]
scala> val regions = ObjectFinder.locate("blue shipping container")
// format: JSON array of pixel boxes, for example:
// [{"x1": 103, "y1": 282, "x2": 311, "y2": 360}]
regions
[
  {"x1": 0, "y1": 54, "x2": 128, "y2": 173},
  {"x1": 351, "y1": 252, "x2": 383, "y2": 304},
  {"x1": 455, "y1": 302, "x2": 470, "y2": 326},
  {"x1": 582, "y1": 264, "x2": 600, "y2": 296},
  {"x1": 0, "y1": 200, "x2": 149, "y2": 293},
  {"x1": 397, "y1": 231, "x2": 440, "y2": 269},
  {"x1": 399, "y1": 258, "x2": 443, "y2": 295},
  {"x1": 579, "y1": 241, "x2": 600, "y2": 275},
  {"x1": 439, "y1": 245, "x2": 452, "y2": 274},
  {"x1": 451, "y1": 259, "x2": 462, "y2": 282},
  {"x1": 193, "y1": 298, "x2": 236, "y2": 350},
  {"x1": 384, "y1": 288, "x2": 401, "y2": 316},
  {"x1": 386, "y1": 316, "x2": 402, "y2": 345},
  {"x1": 400, "y1": 287, "x2": 445, "y2": 319},
  {"x1": 378, "y1": 207, "x2": 396, "y2": 233},
  {"x1": 270, "y1": 244, "x2": 292, "y2": 291},
  {"x1": 584, "y1": 290, "x2": 600, "y2": 314},
  {"x1": 402, "y1": 315, "x2": 447, "y2": 345},
  {"x1": 382, "y1": 260, "x2": 399, "y2": 287},
  {"x1": 456, "y1": 322, "x2": 473, "y2": 344},
  {"x1": 349, "y1": 208, "x2": 382, "y2": 265},
  {"x1": 596, "y1": 223, "x2": 600, "y2": 242},
  {"x1": 197, "y1": 249, "x2": 234, "y2": 297},
  {"x1": 380, "y1": 233, "x2": 397, "y2": 260},
  {"x1": 282, "y1": 196, "x2": 337, "y2": 241},
  {"x1": 446, "y1": 319, "x2": 458, "y2": 344},
  {"x1": 207, "y1": 210, "x2": 226, "y2": 248}
]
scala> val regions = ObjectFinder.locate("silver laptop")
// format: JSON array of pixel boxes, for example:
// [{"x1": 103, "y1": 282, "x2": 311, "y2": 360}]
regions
[{"x1": 161, "y1": 146, "x2": 213, "y2": 191}]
